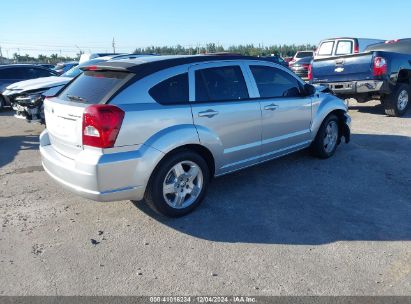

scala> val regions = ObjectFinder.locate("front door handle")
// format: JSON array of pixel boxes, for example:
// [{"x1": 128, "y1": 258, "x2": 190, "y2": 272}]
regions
[
  {"x1": 264, "y1": 104, "x2": 279, "y2": 111},
  {"x1": 198, "y1": 109, "x2": 219, "y2": 118}
]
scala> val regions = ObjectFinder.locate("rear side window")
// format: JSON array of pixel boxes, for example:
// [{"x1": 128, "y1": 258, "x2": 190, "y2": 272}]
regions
[
  {"x1": 59, "y1": 70, "x2": 129, "y2": 104},
  {"x1": 318, "y1": 41, "x2": 334, "y2": 56},
  {"x1": 149, "y1": 73, "x2": 189, "y2": 105},
  {"x1": 195, "y1": 66, "x2": 249, "y2": 102},
  {"x1": 250, "y1": 65, "x2": 302, "y2": 98},
  {"x1": 335, "y1": 40, "x2": 353, "y2": 55}
]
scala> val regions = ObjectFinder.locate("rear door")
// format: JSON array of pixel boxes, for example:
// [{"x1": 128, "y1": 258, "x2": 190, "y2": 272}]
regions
[
  {"x1": 44, "y1": 70, "x2": 132, "y2": 158},
  {"x1": 189, "y1": 62, "x2": 262, "y2": 174},
  {"x1": 246, "y1": 63, "x2": 312, "y2": 158}
]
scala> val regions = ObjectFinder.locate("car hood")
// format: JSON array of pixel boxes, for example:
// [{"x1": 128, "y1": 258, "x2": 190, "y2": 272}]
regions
[{"x1": 5, "y1": 76, "x2": 72, "y2": 92}]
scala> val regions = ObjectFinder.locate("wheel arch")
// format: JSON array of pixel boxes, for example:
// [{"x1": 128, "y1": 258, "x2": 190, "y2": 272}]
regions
[
  {"x1": 311, "y1": 95, "x2": 348, "y2": 139},
  {"x1": 159, "y1": 144, "x2": 216, "y2": 177},
  {"x1": 397, "y1": 69, "x2": 411, "y2": 85}
]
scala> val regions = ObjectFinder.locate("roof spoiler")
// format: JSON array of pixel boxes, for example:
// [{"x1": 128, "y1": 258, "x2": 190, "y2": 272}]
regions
[{"x1": 80, "y1": 65, "x2": 130, "y2": 72}]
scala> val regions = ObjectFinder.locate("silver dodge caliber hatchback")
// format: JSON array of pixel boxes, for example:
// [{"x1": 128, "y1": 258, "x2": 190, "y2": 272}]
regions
[{"x1": 40, "y1": 55, "x2": 351, "y2": 217}]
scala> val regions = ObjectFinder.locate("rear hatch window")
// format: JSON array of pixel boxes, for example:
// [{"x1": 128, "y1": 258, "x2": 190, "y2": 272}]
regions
[
  {"x1": 58, "y1": 70, "x2": 131, "y2": 104},
  {"x1": 318, "y1": 41, "x2": 335, "y2": 56},
  {"x1": 295, "y1": 51, "x2": 313, "y2": 58}
]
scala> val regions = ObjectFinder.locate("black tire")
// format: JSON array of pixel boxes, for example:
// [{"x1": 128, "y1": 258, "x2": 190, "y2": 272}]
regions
[
  {"x1": 383, "y1": 83, "x2": 410, "y2": 117},
  {"x1": 311, "y1": 114, "x2": 340, "y2": 159},
  {"x1": 143, "y1": 150, "x2": 210, "y2": 217},
  {"x1": 0, "y1": 95, "x2": 5, "y2": 110}
]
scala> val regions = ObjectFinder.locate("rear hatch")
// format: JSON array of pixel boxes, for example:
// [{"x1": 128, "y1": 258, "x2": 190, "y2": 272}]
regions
[
  {"x1": 44, "y1": 70, "x2": 132, "y2": 158},
  {"x1": 312, "y1": 52, "x2": 374, "y2": 83}
]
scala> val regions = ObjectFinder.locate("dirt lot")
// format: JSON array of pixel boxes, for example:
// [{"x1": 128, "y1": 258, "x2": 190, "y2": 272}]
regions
[{"x1": 0, "y1": 101, "x2": 410, "y2": 296}]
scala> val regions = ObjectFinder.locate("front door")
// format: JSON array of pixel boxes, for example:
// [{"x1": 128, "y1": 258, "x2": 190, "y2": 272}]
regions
[{"x1": 247, "y1": 63, "x2": 312, "y2": 159}]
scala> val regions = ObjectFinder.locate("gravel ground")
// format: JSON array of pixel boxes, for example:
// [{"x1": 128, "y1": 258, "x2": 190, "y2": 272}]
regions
[{"x1": 0, "y1": 100, "x2": 410, "y2": 296}]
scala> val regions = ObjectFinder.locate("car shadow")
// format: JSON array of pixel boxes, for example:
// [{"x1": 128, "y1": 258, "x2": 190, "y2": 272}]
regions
[
  {"x1": 133, "y1": 133, "x2": 411, "y2": 245},
  {"x1": 0, "y1": 134, "x2": 40, "y2": 168},
  {"x1": 0, "y1": 110, "x2": 43, "y2": 168},
  {"x1": 349, "y1": 102, "x2": 411, "y2": 118}
]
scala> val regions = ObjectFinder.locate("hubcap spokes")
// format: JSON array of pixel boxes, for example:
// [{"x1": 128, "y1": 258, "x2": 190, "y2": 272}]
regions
[
  {"x1": 324, "y1": 121, "x2": 338, "y2": 153},
  {"x1": 398, "y1": 90, "x2": 409, "y2": 111},
  {"x1": 163, "y1": 161, "x2": 203, "y2": 209}
]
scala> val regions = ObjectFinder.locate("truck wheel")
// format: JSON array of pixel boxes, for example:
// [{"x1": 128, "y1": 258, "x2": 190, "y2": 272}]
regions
[
  {"x1": 383, "y1": 83, "x2": 410, "y2": 117},
  {"x1": 0, "y1": 96, "x2": 5, "y2": 110},
  {"x1": 144, "y1": 150, "x2": 210, "y2": 217},
  {"x1": 311, "y1": 114, "x2": 340, "y2": 159}
]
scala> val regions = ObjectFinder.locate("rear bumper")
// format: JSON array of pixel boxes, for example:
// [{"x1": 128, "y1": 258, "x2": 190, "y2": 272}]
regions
[
  {"x1": 39, "y1": 130, "x2": 161, "y2": 202},
  {"x1": 316, "y1": 80, "x2": 384, "y2": 95}
]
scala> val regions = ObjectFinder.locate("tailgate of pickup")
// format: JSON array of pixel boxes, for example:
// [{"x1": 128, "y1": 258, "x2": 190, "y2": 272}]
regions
[{"x1": 312, "y1": 53, "x2": 374, "y2": 83}]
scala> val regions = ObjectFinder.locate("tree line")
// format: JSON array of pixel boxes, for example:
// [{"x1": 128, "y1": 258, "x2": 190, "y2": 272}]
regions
[
  {"x1": 6, "y1": 43, "x2": 316, "y2": 64},
  {"x1": 133, "y1": 43, "x2": 316, "y2": 57},
  {"x1": 10, "y1": 53, "x2": 78, "y2": 64}
]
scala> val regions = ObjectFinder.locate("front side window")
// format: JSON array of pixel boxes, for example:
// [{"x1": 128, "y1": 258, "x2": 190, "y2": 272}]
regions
[
  {"x1": 149, "y1": 73, "x2": 189, "y2": 105},
  {"x1": 317, "y1": 41, "x2": 335, "y2": 56},
  {"x1": 335, "y1": 40, "x2": 353, "y2": 55},
  {"x1": 195, "y1": 66, "x2": 249, "y2": 102},
  {"x1": 250, "y1": 65, "x2": 302, "y2": 98}
]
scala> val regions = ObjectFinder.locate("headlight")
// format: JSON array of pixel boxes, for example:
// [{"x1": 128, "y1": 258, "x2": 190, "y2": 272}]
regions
[{"x1": 15, "y1": 94, "x2": 44, "y2": 106}]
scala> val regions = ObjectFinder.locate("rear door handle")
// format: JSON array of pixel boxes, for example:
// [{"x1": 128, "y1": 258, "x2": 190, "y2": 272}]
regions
[
  {"x1": 264, "y1": 104, "x2": 279, "y2": 111},
  {"x1": 198, "y1": 109, "x2": 219, "y2": 118}
]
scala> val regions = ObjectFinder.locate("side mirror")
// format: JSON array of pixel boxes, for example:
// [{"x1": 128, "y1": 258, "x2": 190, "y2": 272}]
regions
[{"x1": 304, "y1": 83, "x2": 316, "y2": 96}]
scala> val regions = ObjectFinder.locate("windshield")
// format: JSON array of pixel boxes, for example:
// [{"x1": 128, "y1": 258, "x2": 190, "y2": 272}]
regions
[{"x1": 61, "y1": 66, "x2": 82, "y2": 78}]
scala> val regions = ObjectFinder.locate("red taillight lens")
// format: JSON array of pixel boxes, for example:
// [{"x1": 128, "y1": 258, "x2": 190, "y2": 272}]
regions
[
  {"x1": 354, "y1": 44, "x2": 359, "y2": 53},
  {"x1": 86, "y1": 65, "x2": 99, "y2": 71},
  {"x1": 308, "y1": 64, "x2": 313, "y2": 81},
  {"x1": 82, "y1": 104, "x2": 124, "y2": 148},
  {"x1": 373, "y1": 57, "x2": 387, "y2": 77}
]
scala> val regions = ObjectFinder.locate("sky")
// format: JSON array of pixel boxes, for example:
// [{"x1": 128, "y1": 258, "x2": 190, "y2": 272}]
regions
[{"x1": 1, "y1": 0, "x2": 410, "y2": 58}]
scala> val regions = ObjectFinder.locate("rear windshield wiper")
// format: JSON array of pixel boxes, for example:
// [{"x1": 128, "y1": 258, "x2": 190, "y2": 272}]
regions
[{"x1": 66, "y1": 94, "x2": 87, "y2": 103}]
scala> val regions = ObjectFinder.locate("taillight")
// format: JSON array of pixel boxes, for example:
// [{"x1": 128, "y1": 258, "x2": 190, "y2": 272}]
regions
[
  {"x1": 354, "y1": 44, "x2": 359, "y2": 53},
  {"x1": 373, "y1": 57, "x2": 387, "y2": 77},
  {"x1": 82, "y1": 104, "x2": 125, "y2": 148},
  {"x1": 308, "y1": 64, "x2": 313, "y2": 81}
]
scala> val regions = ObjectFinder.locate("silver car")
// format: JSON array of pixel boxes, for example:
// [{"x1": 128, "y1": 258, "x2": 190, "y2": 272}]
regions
[{"x1": 40, "y1": 55, "x2": 351, "y2": 217}]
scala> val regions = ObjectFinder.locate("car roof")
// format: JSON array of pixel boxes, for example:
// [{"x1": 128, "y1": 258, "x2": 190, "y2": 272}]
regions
[
  {"x1": 84, "y1": 55, "x2": 273, "y2": 80},
  {"x1": 0, "y1": 64, "x2": 52, "y2": 70}
]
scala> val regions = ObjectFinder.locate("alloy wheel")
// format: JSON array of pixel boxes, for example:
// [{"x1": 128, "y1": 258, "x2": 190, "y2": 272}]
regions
[
  {"x1": 397, "y1": 89, "x2": 409, "y2": 111},
  {"x1": 323, "y1": 121, "x2": 338, "y2": 153},
  {"x1": 162, "y1": 161, "x2": 204, "y2": 209}
]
